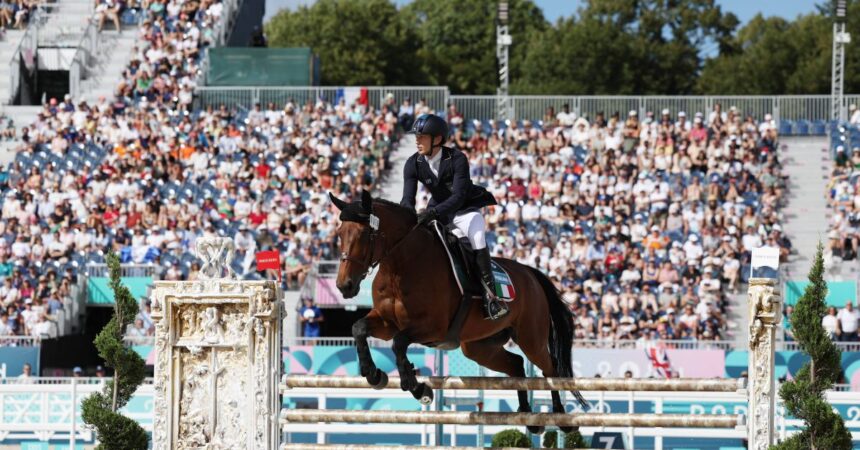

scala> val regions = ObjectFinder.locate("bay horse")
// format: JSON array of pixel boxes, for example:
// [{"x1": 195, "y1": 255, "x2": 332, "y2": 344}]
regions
[{"x1": 329, "y1": 190, "x2": 584, "y2": 433}]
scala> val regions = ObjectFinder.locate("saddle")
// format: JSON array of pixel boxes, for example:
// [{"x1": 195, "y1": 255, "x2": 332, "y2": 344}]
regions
[{"x1": 426, "y1": 221, "x2": 516, "y2": 350}]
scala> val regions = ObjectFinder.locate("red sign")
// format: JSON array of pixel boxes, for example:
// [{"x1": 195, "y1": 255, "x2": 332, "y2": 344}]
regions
[{"x1": 255, "y1": 250, "x2": 281, "y2": 280}]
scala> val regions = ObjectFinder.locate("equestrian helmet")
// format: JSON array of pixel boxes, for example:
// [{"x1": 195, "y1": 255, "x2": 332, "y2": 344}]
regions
[{"x1": 410, "y1": 113, "x2": 448, "y2": 140}]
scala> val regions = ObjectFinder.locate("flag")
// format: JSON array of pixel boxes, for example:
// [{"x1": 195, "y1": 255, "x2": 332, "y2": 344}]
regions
[
  {"x1": 645, "y1": 346, "x2": 673, "y2": 379},
  {"x1": 359, "y1": 87, "x2": 369, "y2": 106},
  {"x1": 255, "y1": 250, "x2": 281, "y2": 281}
]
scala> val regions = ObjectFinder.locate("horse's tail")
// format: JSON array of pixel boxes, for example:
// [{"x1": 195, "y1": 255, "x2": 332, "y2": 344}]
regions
[
  {"x1": 527, "y1": 266, "x2": 573, "y2": 378},
  {"x1": 528, "y1": 266, "x2": 590, "y2": 409}
]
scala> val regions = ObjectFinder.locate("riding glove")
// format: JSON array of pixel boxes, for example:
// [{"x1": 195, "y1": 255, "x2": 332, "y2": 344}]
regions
[{"x1": 416, "y1": 208, "x2": 438, "y2": 225}]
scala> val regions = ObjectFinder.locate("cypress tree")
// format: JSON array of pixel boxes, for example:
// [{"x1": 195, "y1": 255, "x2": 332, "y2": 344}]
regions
[
  {"x1": 772, "y1": 244, "x2": 851, "y2": 450},
  {"x1": 81, "y1": 252, "x2": 149, "y2": 449}
]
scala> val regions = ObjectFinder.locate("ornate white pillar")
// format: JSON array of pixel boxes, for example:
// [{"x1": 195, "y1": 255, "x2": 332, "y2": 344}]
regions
[
  {"x1": 747, "y1": 278, "x2": 780, "y2": 450},
  {"x1": 151, "y1": 237, "x2": 282, "y2": 450}
]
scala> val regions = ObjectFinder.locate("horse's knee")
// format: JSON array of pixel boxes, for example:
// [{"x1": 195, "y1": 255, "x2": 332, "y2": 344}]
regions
[{"x1": 352, "y1": 319, "x2": 368, "y2": 339}]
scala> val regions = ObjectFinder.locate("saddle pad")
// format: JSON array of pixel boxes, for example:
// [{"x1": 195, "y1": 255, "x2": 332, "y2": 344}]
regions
[
  {"x1": 431, "y1": 221, "x2": 516, "y2": 302},
  {"x1": 491, "y1": 263, "x2": 515, "y2": 301}
]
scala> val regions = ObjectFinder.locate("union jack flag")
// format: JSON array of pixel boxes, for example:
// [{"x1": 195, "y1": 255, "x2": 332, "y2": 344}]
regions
[{"x1": 645, "y1": 346, "x2": 674, "y2": 379}]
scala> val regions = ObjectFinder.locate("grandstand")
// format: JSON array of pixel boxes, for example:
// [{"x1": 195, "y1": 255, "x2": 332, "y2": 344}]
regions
[{"x1": 0, "y1": 0, "x2": 858, "y2": 449}]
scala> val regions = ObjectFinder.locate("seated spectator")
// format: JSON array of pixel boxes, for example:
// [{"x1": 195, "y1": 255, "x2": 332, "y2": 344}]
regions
[{"x1": 95, "y1": 0, "x2": 121, "y2": 31}]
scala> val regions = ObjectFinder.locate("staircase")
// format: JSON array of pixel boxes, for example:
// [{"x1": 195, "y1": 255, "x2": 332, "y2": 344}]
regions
[
  {"x1": 38, "y1": 0, "x2": 93, "y2": 46},
  {"x1": 78, "y1": 30, "x2": 137, "y2": 102},
  {"x1": 0, "y1": 29, "x2": 27, "y2": 105}
]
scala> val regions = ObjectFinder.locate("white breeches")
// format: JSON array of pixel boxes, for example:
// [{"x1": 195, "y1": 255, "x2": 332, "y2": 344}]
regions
[{"x1": 452, "y1": 210, "x2": 487, "y2": 250}]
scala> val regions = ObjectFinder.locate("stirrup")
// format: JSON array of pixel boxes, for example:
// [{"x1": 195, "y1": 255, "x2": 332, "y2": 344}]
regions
[{"x1": 483, "y1": 295, "x2": 509, "y2": 320}]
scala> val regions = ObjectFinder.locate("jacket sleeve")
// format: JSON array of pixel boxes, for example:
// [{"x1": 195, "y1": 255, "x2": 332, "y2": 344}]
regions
[
  {"x1": 432, "y1": 152, "x2": 470, "y2": 217},
  {"x1": 399, "y1": 155, "x2": 418, "y2": 213}
]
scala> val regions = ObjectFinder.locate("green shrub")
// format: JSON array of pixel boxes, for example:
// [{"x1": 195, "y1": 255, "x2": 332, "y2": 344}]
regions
[
  {"x1": 542, "y1": 429, "x2": 589, "y2": 448},
  {"x1": 492, "y1": 429, "x2": 531, "y2": 448}
]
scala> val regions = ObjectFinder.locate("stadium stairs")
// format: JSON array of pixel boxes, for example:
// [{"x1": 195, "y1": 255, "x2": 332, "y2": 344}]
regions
[
  {"x1": 0, "y1": 29, "x2": 26, "y2": 105},
  {"x1": 38, "y1": 0, "x2": 96, "y2": 46},
  {"x1": 781, "y1": 137, "x2": 831, "y2": 280}
]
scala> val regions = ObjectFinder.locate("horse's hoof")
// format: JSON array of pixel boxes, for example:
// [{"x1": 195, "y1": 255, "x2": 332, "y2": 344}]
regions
[
  {"x1": 527, "y1": 425, "x2": 545, "y2": 434},
  {"x1": 369, "y1": 369, "x2": 388, "y2": 390},
  {"x1": 559, "y1": 426, "x2": 576, "y2": 434},
  {"x1": 414, "y1": 384, "x2": 434, "y2": 405}
]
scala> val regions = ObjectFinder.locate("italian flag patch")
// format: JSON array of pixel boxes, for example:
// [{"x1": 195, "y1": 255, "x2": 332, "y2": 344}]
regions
[{"x1": 491, "y1": 262, "x2": 516, "y2": 301}]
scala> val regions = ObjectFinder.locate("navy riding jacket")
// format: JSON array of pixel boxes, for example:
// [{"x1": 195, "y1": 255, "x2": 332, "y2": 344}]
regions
[{"x1": 400, "y1": 146, "x2": 496, "y2": 223}]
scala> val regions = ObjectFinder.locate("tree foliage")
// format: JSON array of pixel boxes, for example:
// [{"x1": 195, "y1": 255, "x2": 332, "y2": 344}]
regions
[
  {"x1": 772, "y1": 244, "x2": 851, "y2": 450},
  {"x1": 265, "y1": 0, "x2": 425, "y2": 86},
  {"x1": 263, "y1": 0, "x2": 860, "y2": 95},
  {"x1": 81, "y1": 252, "x2": 148, "y2": 450}
]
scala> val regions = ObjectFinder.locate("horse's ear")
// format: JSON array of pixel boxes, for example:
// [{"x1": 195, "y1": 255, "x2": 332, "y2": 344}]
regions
[
  {"x1": 360, "y1": 190, "x2": 373, "y2": 213},
  {"x1": 329, "y1": 192, "x2": 348, "y2": 211}
]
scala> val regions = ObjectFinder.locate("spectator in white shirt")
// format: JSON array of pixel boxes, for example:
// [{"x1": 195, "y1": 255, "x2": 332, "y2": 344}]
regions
[
  {"x1": 837, "y1": 302, "x2": 859, "y2": 341},
  {"x1": 850, "y1": 104, "x2": 860, "y2": 125},
  {"x1": 822, "y1": 307, "x2": 841, "y2": 339},
  {"x1": 30, "y1": 314, "x2": 57, "y2": 339},
  {"x1": 741, "y1": 225, "x2": 763, "y2": 251}
]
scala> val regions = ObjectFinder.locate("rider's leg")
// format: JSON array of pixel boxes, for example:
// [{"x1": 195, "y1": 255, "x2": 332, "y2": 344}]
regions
[{"x1": 452, "y1": 210, "x2": 508, "y2": 320}]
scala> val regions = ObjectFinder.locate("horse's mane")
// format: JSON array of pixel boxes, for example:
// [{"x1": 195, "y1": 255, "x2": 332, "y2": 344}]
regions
[
  {"x1": 337, "y1": 195, "x2": 416, "y2": 224},
  {"x1": 372, "y1": 198, "x2": 416, "y2": 218}
]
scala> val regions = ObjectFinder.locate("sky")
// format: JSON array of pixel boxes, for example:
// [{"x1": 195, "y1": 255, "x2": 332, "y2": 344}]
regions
[{"x1": 264, "y1": 0, "x2": 821, "y2": 23}]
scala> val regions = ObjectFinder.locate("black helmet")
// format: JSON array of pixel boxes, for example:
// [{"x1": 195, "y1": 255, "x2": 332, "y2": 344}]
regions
[{"x1": 410, "y1": 113, "x2": 448, "y2": 141}]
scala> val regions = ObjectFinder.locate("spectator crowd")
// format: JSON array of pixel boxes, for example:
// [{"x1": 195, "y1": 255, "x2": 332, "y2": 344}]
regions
[
  {"x1": 0, "y1": 0, "x2": 420, "y2": 343},
  {"x1": 427, "y1": 102, "x2": 790, "y2": 344},
  {"x1": 0, "y1": 0, "x2": 792, "y2": 347}
]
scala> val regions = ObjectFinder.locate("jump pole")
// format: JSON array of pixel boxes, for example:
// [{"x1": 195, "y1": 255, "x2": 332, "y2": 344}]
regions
[
  {"x1": 281, "y1": 375, "x2": 745, "y2": 393},
  {"x1": 279, "y1": 409, "x2": 744, "y2": 429}
]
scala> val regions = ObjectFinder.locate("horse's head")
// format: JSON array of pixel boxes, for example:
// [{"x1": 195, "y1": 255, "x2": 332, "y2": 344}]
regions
[{"x1": 329, "y1": 190, "x2": 380, "y2": 298}]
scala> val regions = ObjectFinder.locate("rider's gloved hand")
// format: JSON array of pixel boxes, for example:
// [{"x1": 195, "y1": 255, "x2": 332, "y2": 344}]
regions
[{"x1": 416, "y1": 208, "x2": 438, "y2": 225}]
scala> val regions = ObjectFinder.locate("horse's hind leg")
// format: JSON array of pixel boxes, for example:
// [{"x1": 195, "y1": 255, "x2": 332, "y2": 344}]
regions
[
  {"x1": 393, "y1": 332, "x2": 433, "y2": 404},
  {"x1": 353, "y1": 310, "x2": 395, "y2": 389},
  {"x1": 461, "y1": 335, "x2": 544, "y2": 435},
  {"x1": 518, "y1": 335, "x2": 576, "y2": 433}
]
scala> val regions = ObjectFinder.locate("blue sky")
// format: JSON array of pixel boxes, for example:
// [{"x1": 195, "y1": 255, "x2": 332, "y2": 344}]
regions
[{"x1": 265, "y1": 0, "x2": 821, "y2": 23}]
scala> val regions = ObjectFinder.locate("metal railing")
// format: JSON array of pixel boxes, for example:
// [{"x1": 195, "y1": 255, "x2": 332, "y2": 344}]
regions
[
  {"x1": 193, "y1": 90, "x2": 859, "y2": 124},
  {"x1": 194, "y1": 86, "x2": 450, "y2": 115},
  {"x1": 0, "y1": 336, "x2": 42, "y2": 347},
  {"x1": 84, "y1": 263, "x2": 159, "y2": 278},
  {"x1": 7, "y1": 22, "x2": 39, "y2": 104},
  {"x1": 69, "y1": 15, "x2": 99, "y2": 100},
  {"x1": 450, "y1": 94, "x2": 848, "y2": 123}
]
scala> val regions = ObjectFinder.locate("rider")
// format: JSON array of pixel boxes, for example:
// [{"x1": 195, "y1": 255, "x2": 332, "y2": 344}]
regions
[{"x1": 400, "y1": 113, "x2": 508, "y2": 320}]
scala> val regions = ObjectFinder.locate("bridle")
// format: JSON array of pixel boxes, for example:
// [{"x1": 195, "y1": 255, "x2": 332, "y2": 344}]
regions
[{"x1": 339, "y1": 207, "x2": 421, "y2": 280}]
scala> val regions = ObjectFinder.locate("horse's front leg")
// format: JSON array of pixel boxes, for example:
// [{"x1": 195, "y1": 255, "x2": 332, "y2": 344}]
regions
[
  {"x1": 393, "y1": 331, "x2": 433, "y2": 405},
  {"x1": 352, "y1": 310, "x2": 394, "y2": 389}
]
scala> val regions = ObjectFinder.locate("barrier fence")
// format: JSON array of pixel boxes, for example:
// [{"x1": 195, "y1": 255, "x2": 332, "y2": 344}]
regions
[
  {"x1": 452, "y1": 94, "x2": 852, "y2": 123},
  {"x1": 194, "y1": 86, "x2": 450, "y2": 115},
  {"x1": 192, "y1": 87, "x2": 860, "y2": 125}
]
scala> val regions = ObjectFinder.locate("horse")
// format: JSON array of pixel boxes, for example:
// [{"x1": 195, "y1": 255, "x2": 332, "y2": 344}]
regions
[{"x1": 328, "y1": 190, "x2": 585, "y2": 434}]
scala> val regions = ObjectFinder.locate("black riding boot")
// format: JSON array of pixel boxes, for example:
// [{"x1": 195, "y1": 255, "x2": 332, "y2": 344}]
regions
[{"x1": 475, "y1": 247, "x2": 509, "y2": 320}]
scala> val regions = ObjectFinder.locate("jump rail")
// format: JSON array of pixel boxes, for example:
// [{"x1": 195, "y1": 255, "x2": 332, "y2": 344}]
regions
[
  {"x1": 279, "y1": 409, "x2": 744, "y2": 429},
  {"x1": 281, "y1": 374, "x2": 746, "y2": 392},
  {"x1": 281, "y1": 446, "x2": 595, "y2": 450}
]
